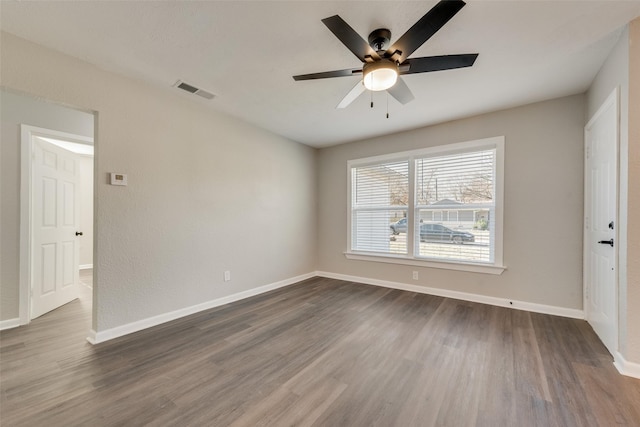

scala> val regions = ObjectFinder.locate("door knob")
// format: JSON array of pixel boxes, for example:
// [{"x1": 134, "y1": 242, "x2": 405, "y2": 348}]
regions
[
  {"x1": 597, "y1": 239, "x2": 614, "y2": 247},
  {"x1": 76, "y1": 231, "x2": 83, "y2": 236}
]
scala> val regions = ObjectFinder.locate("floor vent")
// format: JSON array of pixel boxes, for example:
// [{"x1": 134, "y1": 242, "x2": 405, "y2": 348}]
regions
[{"x1": 174, "y1": 80, "x2": 215, "y2": 100}]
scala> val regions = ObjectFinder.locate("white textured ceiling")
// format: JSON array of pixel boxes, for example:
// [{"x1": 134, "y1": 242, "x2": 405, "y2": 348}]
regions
[{"x1": 2, "y1": 1, "x2": 639, "y2": 147}]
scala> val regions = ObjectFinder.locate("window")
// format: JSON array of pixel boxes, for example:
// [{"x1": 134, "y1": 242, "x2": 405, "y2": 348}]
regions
[
  {"x1": 347, "y1": 137, "x2": 505, "y2": 274},
  {"x1": 351, "y1": 160, "x2": 408, "y2": 254}
]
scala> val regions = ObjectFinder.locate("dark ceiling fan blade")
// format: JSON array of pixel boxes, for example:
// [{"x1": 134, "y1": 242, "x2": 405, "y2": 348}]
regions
[
  {"x1": 322, "y1": 15, "x2": 380, "y2": 62},
  {"x1": 293, "y1": 67, "x2": 362, "y2": 81},
  {"x1": 387, "y1": 0, "x2": 466, "y2": 63},
  {"x1": 337, "y1": 81, "x2": 366, "y2": 109},
  {"x1": 387, "y1": 77, "x2": 415, "y2": 105},
  {"x1": 400, "y1": 54, "x2": 478, "y2": 75}
]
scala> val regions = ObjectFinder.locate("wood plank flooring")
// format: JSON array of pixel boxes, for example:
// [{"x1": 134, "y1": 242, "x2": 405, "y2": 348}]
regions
[{"x1": 2, "y1": 276, "x2": 639, "y2": 426}]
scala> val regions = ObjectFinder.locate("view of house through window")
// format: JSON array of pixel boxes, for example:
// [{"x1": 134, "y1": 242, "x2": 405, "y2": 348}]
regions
[{"x1": 349, "y1": 137, "x2": 503, "y2": 268}]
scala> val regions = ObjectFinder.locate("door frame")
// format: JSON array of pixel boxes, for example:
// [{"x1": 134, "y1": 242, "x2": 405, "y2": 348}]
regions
[
  {"x1": 583, "y1": 87, "x2": 619, "y2": 354},
  {"x1": 19, "y1": 124, "x2": 94, "y2": 325}
]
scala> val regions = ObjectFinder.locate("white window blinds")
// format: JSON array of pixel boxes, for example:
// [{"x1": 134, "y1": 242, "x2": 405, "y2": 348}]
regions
[
  {"x1": 351, "y1": 161, "x2": 409, "y2": 254},
  {"x1": 415, "y1": 149, "x2": 495, "y2": 263}
]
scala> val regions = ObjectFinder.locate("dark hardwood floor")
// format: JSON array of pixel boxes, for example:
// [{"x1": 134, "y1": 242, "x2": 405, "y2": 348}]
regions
[{"x1": 2, "y1": 276, "x2": 639, "y2": 426}]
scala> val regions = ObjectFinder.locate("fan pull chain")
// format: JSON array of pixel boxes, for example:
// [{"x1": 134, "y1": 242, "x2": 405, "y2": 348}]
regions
[
  {"x1": 386, "y1": 92, "x2": 389, "y2": 119},
  {"x1": 370, "y1": 90, "x2": 373, "y2": 109}
]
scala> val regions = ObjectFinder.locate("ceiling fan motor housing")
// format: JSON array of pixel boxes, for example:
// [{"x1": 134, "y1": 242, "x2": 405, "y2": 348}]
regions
[{"x1": 368, "y1": 28, "x2": 392, "y2": 52}]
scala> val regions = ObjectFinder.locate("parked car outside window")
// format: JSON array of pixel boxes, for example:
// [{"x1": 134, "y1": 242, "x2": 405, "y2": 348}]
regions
[
  {"x1": 419, "y1": 223, "x2": 475, "y2": 244},
  {"x1": 390, "y1": 218, "x2": 407, "y2": 235}
]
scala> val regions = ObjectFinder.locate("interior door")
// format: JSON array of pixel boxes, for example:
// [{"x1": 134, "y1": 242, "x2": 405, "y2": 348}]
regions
[
  {"x1": 31, "y1": 137, "x2": 80, "y2": 318},
  {"x1": 584, "y1": 90, "x2": 618, "y2": 357}
]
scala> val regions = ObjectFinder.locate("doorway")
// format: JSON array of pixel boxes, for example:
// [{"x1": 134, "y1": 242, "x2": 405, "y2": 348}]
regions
[
  {"x1": 20, "y1": 125, "x2": 94, "y2": 323},
  {"x1": 584, "y1": 88, "x2": 619, "y2": 357}
]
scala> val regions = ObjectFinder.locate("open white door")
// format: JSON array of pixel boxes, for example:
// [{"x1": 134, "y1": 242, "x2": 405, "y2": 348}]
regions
[
  {"x1": 31, "y1": 137, "x2": 81, "y2": 318},
  {"x1": 584, "y1": 89, "x2": 618, "y2": 357}
]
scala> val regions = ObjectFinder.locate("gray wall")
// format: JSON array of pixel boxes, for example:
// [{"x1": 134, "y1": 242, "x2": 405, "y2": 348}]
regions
[
  {"x1": 318, "y1": 95, "x2": 585, "y2": 310},
  {"x1": 1, "y1": 32, "x2": 317, "y2": 331},
  {"x1": 1, "y1": 89, "x2": 94, "y2": 320}
]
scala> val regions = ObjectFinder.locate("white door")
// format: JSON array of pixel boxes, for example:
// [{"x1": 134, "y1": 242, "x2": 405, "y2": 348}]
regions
[
  {"x1": 584, "y1": 90, "x2": 618, "y2": 356},
  {"x1": 31, "y1": 137, "x2": 80, "y2": 318}
]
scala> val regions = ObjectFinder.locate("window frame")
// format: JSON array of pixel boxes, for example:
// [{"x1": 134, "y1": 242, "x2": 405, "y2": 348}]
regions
[{"x1": 346, "y1": 136, "x2": 506, "y2": 275}]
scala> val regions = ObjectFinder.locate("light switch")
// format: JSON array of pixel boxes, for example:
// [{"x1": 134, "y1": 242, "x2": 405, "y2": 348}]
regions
[{"x1": 110, "y1": 173, "x2": 128, "y2": 186}]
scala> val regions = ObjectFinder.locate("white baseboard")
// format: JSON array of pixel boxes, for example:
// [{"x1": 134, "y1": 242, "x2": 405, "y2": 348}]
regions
[
  {"x1": 79, "y1": 264, "x2": 93, "y2": 270},
  {"x1": 86, "y1": 272, "x2": 316, "y2": 345},
  {"x1": 0, "y1": 318, "x2": 21, "y2": 331},
  {"x1": 316, "y1": 271, "x2": 584, "y2": 320},
  {"x1": 614, "y1": 352, "x2": 640, "y2": 379},
  {"x1": 85, "y1": 270, "x2": 586, "y2": 345}
]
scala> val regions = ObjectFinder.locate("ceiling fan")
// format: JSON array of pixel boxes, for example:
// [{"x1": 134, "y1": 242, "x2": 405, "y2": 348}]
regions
[{"x1": 293, "y1": 0, "x2": 478, "y2": 109}]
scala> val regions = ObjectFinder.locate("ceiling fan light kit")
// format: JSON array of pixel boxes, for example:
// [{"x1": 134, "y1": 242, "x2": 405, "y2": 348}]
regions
[
  {"x1": 363, "y1": 60, "x2": 398, "y2": 91},
  {"x1": 293, "y1": 0, "x2": 478, "y2": 110}
]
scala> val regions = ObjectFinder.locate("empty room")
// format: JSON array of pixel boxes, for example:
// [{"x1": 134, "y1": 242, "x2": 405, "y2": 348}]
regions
[{"x1": 1, "y1": 1, "x2": 639, "y2": 425}]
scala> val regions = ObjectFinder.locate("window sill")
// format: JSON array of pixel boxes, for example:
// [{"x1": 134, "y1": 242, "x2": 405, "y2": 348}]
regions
[{"x1": 344, "y1": 252, "x2": 506, "y2": 275}]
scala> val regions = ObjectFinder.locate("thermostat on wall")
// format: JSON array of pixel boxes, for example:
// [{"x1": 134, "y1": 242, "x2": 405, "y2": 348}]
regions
[{"x1": 110, "y1": 173, "x2": 128, "y2": 186}]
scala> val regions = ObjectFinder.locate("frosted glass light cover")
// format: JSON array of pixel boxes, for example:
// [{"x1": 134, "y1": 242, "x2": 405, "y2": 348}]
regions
[{"x1": 363, "y1": 67, "x2": 398, "y2": 91}]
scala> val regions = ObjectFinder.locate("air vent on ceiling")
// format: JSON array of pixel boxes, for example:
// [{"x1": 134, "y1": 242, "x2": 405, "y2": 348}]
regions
[{"x1": 173, "y1": 80, "x2": 215, "y2": 100}]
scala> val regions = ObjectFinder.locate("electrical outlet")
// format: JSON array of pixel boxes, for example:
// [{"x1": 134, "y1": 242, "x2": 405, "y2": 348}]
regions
[
  {"x1": 224, "y1": 271, "x2": 231, "y2": 282},
  {"x1": 412, "y1": 271, "x2": 419, "y2": 280}
]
